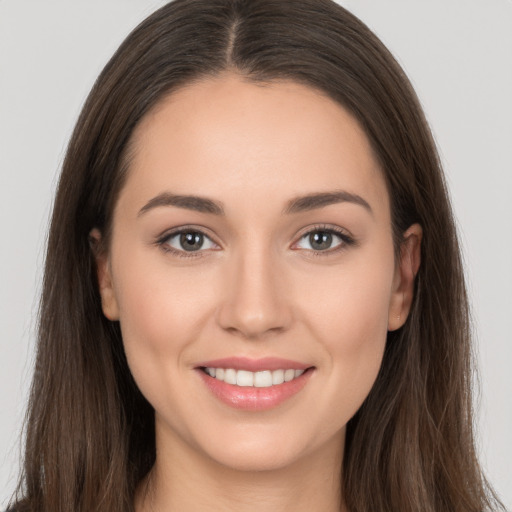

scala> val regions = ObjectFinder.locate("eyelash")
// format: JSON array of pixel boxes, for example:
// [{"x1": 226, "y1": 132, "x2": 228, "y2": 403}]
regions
[{"x1": 155, "y1": 224, "x2": 356, "y2": 259}]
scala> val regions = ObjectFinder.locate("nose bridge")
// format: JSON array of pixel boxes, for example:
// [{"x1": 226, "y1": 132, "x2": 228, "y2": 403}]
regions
[{"x1": 217, "y1": 237, "x2": 291, "y2": 338}]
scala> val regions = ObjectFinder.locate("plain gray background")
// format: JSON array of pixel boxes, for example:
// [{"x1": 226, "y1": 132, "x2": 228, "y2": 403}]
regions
[{"x1": 1, "y1": 0, "x2": 511, "y2": 508}]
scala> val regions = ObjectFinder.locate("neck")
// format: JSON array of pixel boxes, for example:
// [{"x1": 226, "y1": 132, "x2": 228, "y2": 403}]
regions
[{"x1": 135, "y1": 423, "x2": 346, "y2": 512}]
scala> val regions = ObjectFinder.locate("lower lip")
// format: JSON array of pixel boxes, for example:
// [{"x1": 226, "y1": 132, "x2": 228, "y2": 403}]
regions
[{"x1": 197, "y1": 369, "x2": 314, "y2": 411}]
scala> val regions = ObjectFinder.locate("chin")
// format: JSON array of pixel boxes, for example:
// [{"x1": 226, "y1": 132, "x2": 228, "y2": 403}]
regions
[{"x1": 197, "y1": 425, "x2": 337, "y2": 474}]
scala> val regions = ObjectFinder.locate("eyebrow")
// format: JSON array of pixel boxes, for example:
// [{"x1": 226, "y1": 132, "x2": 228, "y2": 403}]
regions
[
  {"x1": 138, "y1": 190, "x2": 372, "y2": 217},
  {"x1": 138, "y1": 192, "x2": 225, "y2": 216},
  {"x1": 283, "y1": 190, "x2": 373, "y2": 215}
]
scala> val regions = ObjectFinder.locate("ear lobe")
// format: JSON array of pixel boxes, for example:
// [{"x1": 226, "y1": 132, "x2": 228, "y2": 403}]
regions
[
  {"x1": 388, "y1": 223, "x2": 422, "y2": 331},
  {"x1": 89, "y1": 228, "x2": 119, "y2": 321}
]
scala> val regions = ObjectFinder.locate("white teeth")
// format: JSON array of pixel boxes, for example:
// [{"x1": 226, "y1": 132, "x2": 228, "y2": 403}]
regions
[
  {"x1": 204, "y1": 367, "x2": 307, "y2": 387},
  {"x1": 284, "y1": 369, "x2": 295, "y2": 382},
  {"x1": 236, "y1": 370, "x2": 254, "y2": 387},
  {"x1": 224, "y1": 368, "x2": 237, "y2": 385},
  {"x1": 272, "y1": 369, "x2": 284, "y2": 385},
  {"x1": 254, "y1": 370, "x2": 272, "y2": 388}
]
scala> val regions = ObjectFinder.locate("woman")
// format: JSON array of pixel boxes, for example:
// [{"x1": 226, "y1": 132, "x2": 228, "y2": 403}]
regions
[{"x1": 8, "y1": 0, "x2": 506, "y2": 510}]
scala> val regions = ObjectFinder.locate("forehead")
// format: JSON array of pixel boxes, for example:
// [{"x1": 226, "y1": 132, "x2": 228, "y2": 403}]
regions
[{"x1": 119, "y1": 74, "x2": 389, "y2": 220}]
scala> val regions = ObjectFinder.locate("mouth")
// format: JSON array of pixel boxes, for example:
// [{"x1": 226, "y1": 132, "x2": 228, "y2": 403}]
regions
[
  {"x1": 199, "y1": 367, "x2": 310, "y2": 387},
  {"x1": 195, "y1": 357, "x2": 315, "y2": 410}
]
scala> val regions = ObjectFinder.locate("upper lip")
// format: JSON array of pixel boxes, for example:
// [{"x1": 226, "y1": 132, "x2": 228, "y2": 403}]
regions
[{"x1": 195, "y1": 357, "x2": 312, "y2": 372}]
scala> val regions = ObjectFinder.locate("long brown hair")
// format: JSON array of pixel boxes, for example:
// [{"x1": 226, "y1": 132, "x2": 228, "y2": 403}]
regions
[{"x1": 11, "y1": 1, "x2": 505, "y2": 510}]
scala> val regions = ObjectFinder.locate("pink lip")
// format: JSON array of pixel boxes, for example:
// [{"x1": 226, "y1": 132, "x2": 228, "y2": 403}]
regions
[
  {"x1": 195, "y1": 357, "x2": 315, "y2": 411},
  {"x1": 196, "y1": 356, "x2": 311, "y2": 372}
]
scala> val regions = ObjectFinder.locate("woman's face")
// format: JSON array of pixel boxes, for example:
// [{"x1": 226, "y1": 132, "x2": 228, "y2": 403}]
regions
[{"x1": 96, "y1": 75, "x2": 419, "y2": 472}]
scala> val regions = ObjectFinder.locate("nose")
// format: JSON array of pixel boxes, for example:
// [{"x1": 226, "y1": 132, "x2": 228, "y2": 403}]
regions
[{"x1": 216, "y1": 246, "x2": 293, "y2": 340}]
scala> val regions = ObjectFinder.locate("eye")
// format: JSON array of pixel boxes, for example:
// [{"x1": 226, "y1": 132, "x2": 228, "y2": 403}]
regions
[
  {"x1": 159, "y1": 228, "x2": 218, "y2": 256},
  {"x1": 293, "y1": 227, "x2": 354, "y2": 254}
]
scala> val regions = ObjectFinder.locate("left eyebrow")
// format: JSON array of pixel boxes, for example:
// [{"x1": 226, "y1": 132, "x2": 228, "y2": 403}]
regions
[{"x1": 283, "y1": 190, "x2": 373, "y2": 216}]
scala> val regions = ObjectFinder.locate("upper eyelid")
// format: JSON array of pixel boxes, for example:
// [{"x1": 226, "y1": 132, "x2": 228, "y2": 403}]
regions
[
  {"x1": 292, "y1": 226, "x2": 353, "y2": 249},
  {"x1": 295, "y1": 223, "x2": 351, "y2": 237},
  {"x1": 158, "y1": 225, "x2": 218, "y2": 242}
]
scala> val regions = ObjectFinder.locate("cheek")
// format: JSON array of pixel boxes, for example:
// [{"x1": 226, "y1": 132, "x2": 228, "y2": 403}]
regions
[
  {"x1": 110, "y1": 247, "x2": 218, "y2": 398},
  {"x1": 302, "y1": 250, "x2": 394, "y2": 344},
  {"x1": 296, "y1": 247, "x2": 395, "y2": 422}
]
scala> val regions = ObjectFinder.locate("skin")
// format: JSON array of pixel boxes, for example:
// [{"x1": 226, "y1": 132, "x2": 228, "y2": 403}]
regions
[{"x1": 93, "y1": 74, "x2": 421, "y2": 512}]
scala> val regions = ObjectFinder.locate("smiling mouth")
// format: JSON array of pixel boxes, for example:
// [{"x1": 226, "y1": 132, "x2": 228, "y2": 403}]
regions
[
  {"x1": 197, "y1": 363, "x2": 315, "y2": 410},
  {"x1": 200, "y1": 367, "x2": 312, "y2": 387}
]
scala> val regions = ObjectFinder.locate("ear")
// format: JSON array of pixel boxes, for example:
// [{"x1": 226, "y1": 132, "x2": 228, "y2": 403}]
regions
[
  {"x1": 388, "y1": 223, "x2": 422, "y2": 331},
  {"x1": 89, "y1": 228, "x2": 119, "y2": 321}
]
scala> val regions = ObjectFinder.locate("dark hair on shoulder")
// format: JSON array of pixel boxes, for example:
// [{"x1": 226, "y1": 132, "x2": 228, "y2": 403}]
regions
[{"x1": 11, "y1": 1, "x2": 505, "y2": 510}]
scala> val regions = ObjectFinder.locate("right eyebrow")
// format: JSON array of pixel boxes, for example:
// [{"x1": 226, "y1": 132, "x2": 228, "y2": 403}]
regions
[{"x1": 138, "y1": 192, "x2": 225, "y2": 217}]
